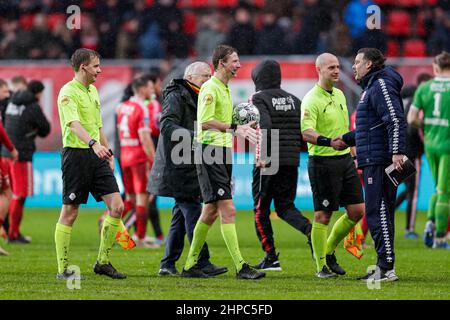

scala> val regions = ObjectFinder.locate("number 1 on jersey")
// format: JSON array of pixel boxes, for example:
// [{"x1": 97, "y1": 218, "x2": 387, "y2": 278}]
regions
[{"x1": 433, "y1": 92, "x2": 441, "y2": 117}]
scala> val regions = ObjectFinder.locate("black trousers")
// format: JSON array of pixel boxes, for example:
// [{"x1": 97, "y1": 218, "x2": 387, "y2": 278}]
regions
[
  {"x1": 252, "y1": 165, "x2": 311, "y2": 256},
  {"x1": 363, "y1": 165, "x2": 397, "y2": 270},
  {"x1": 160, "y1": 199, "x2": 210, "y2": 269}
]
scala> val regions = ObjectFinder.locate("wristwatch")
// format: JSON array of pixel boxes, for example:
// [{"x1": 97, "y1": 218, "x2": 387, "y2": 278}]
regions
[{"x1": 88, "y1": 139, "x2": 97, "y2": 148}]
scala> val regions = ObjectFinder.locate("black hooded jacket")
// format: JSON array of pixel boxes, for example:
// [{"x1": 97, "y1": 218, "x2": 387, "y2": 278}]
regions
[
  {"x1": 251, "y1": 59, "x2": 302, "y2": 167},
  {"x1": 1, "y1": 90, "x2": 50, "y2": 161},
  {"x1": 148, "y1": 79, "x2": 201, "y2": 201}
]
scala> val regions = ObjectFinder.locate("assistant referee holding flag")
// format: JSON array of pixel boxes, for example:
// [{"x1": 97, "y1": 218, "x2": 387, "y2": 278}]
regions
[
  {"x1": 301, "y1": 53, "x2": 364, "y2": 278},
  {"x1": 55, "y1": 48, "x2": 126, "y2": 279}
]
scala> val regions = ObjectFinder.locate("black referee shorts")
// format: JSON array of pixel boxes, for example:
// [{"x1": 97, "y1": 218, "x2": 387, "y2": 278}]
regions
[
  {"x1": 196, "y1": 144, "x2": 233, "y2": 204},
  {"x1": 308, "y1": 153, "x2": 364, "y2": 212},
  {"x1": 61, "y1": 147, "x2": 119, "y2": 205}
]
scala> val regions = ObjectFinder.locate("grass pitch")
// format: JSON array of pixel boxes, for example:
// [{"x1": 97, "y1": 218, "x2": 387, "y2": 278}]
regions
[{"x1": 0, "y1": 208, "x2": 449, "y2": 300}]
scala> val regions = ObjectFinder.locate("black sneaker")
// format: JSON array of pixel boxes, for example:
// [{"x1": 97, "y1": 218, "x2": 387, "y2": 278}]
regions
[
  {"x1": 326, "y1": 252, "x2": 346, "y2": 275},
  {"x1": 56, "y1": 269, "x2": 83, "y2": 280},
  {"x1": 358, "y1": 268, "x2": 399, "y2": 282},
  {"x1": 315, "y1": 265, "x2": 338, "y2": 278},
  {"x1": 201, "y1": 263, "x2": 228, "y2": 276},
  {"x1": 236, "y1": 263, "x2": 266, "y2": 280},
  {"x1": 93, "y1": 261, "x2": 126, "y2": 279},
  {"x1": 158, "y1": 267, "x2": 179, "y2": 276},
  {"x1": 253, "y1": 253, "x2": 282, "y2": 271},
  {"x1": 181, "y1": 265, "x2": 211, "y2": 278},
  {"x1": 7, "y1": 234, "x2": 31, "y2": 244}
]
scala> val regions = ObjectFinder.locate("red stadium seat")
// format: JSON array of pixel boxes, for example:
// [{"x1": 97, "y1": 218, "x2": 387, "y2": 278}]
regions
[
  {"x1": 47, "y1": 13, "x2": 66, "y2": 31},
  {"x1": 217, "y1": 0, "x2": 239, "y2": 7},
  {"x1": 386, "y1": 40, "x2": 400, "y2": 57},
  {"x1": 403, "y1": 39, "x2": 427, "y2": 57},
  {"x1": 19, "y1": 14, "x2": 34, "y2": 30},
  {"x1": 145, "y1": 0, "x2": 155, "y2": 5},
  {"x1": 425, "y1": 0, "x2": 438, "y2": 5},
  {"x1": 374, "y1": 0, "x2": 394, "y2": 5},
  {"x1": 190, "y1": 0, "x2": 209, "y2": 7},
  {"x1": 387, "y1": 11, "x2": 411, "y2": 36},
  {"x1": 253, "y1": 0, "x2": 265, "y2": 7},
  {"x1": 183, "y1": 12, "x2": 197, "y2": 35},
  {"x1": 397, "y1": 0, "x2": 423, "y2": 7}
]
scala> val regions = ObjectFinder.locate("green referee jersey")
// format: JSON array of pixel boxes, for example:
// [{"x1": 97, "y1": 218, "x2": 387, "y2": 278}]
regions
[
  {"x1": 197, "y1": 76, "x2": 233, "y2": 148},
  {"x1": 57, "y1": 78, "x2": 102, "y2": 148},
  {"x1": 412, "y1": 77, "x2": 450, "y2": 154},
  {"x1": 301, "y1": 84, "x2": 350, "y2": 156}
]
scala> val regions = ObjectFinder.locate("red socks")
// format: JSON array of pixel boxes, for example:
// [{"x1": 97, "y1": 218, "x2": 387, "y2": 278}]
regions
[
  {"x1": 122, "y1": 200, "x2": 135, "y2": 218},
  {"x1": 135, "y1": 205, "x2": 148, "y2": 240},
  {"x1": 8, "y1": 198, "x2": 24, "y2": 239}
]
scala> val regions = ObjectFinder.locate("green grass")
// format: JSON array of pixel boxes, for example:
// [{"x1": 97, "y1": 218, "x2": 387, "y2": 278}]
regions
[{"x1": 0, "y1": 208, "x2": 449, "y2": 300}]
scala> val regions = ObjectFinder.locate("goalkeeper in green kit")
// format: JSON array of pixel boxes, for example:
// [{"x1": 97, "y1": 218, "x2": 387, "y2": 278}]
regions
[{"x1": 408, "y1": 51, "x2": 450, "y2": 249}]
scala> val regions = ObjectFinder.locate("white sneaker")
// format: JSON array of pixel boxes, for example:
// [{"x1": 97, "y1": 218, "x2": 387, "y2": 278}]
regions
[
  {"x1": 0, "y1": 246, "x2": 9, "y2": 256},
  {"x1": 131, "y1": 234, "x2": 157, "y2": 244},
  {"x1": 135, "y1": 239, "x2": 160, "y2": 249},
  {"x1": 382, "y1": 269, "x2": 399, "y2": 282}
]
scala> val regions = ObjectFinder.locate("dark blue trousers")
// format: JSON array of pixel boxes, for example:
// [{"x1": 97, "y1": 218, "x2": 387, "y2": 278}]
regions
[
  {"x1": 160, "y1": 199, "x2": 210, "y2": 269},
  {"x1": 363, "y1": 166, "x2": 398, "y2": 270}
]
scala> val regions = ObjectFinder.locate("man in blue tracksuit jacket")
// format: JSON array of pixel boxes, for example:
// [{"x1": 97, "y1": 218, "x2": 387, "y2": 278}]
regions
[{"x1": 342, "y1": 48, "x2": 407, "y2": 282}]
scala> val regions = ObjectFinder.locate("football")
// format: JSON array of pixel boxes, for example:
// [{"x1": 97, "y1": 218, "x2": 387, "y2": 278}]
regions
[{"x1": 232, "y1": 102, "x2": 260, "y2": 125}]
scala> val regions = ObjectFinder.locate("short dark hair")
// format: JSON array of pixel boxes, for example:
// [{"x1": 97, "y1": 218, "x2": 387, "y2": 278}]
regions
[
  {"x1": 131, "y1": 75, "x2": 151, "y2": 93},
  {"x1": 0, "y1": 79, "x2": 7, "y2": 88},
  {"x1": 357, "y1": 47, "x2": 386, "y2": 70},
  {"x1": 27, "y1": 80, "x2": 45, "y2": 95},
  {"x1": 12, "y1": 75, "x2": 27, "y2": 85},
  {"x1": 212, "y1": 45, "x2": 237, "y2": 70},
  {"x1": 434, "y1": 51, "x2": 450, "y2": 71},
  {"x1": 71, "y1": 48, "x2": 100, "y2": 72},
  {"x1": 416, "y1": 73, "x2": 432, "y2": 85}
]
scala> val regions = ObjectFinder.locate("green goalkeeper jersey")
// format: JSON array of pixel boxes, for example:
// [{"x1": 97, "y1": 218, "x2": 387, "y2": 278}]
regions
[{"x1": 412, "y1": 77, "x2": 450, "y2": 154}]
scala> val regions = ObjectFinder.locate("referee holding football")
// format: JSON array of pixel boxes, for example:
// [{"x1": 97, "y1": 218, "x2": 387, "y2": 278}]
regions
[
  {"x1": 55, "y1": 48, "x2": 126, "y2": 280},
  {"x1": 301, "y1": 53, "x2": 364, "y2": 278},
  {"x1": 181, "y1": 45, "x2": 265, "y2": 280}
]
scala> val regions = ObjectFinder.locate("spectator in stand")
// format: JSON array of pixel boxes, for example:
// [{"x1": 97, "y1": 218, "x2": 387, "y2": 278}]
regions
[
  {"x1": 429, "y1": 11, "x2": 450, "y2": 54},
  {"x1": 196, "y1": 12, "x2": 226, "y2": 59},
  {"x1": 164, "y1": 20, "x2": 190, "y2": 59},
  {"x1": 255, "y1": 11, "x2": 288, "y2": 55},
  {"x1": 79, "y1": 14, "x2": 99, "y2": 52},
  {"x1": 226, "y1": 6, "x2": 256, "y2": 56},
  {"x1": 328, "y1": 22, "x2": 353, "y2": 57},
  {"x1": 293, "y1": 0, "x2": 332, "y2": 54},
  {"x1": 344, "y1": 0, "x2": 375, "y2": 40},
  {"x1": 352, "y1": 28, "x2": 387, "y2": 56},
  {"x1": 116, "y1": 17, "x2": 141, "y2": 59},
  {"x1": 138, "y1": 22, "x2": 164, "y2": 59},
  {"x1": 96, "y1": 0, "x2": 124, "y2": 59}
]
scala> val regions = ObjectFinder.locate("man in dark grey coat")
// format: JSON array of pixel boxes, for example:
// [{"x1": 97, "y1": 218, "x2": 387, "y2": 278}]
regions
[{"x1": 148, "y1": 61, "x2": 227, "y2": 276}]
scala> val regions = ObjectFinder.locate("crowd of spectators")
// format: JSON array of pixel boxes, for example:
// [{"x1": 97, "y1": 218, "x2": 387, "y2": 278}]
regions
[{"x1": 0, "y1": 0, "x2": 448, "y2": 60}]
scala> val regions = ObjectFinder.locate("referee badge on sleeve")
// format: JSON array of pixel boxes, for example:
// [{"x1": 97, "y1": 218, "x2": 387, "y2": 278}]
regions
[
  {"x1": 61, "y1": 96, "x2": 70, "y2": 106},
  {"x1": 203, "y1": 94, "x2": 214, "y2": 106}
]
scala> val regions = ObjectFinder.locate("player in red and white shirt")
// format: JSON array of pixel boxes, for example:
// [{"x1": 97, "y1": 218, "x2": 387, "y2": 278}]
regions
[
  {"x1": 116, "y1": 75, "x2": 156, "y2": 248},
  {"x1": 0, "y1": 79, "x2": 19, "y2": 255}
]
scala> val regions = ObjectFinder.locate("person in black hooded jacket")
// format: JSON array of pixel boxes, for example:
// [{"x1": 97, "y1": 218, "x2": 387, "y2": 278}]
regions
[
  {"x1": 148, "y1": 61, "x2": 227, "y2": 277},
  {"x1": 2, "y1": 80, "x2": 50, "y2": 243},
  {"x1": 250, "y1": 59, "x2": 312, "y2": 271}
]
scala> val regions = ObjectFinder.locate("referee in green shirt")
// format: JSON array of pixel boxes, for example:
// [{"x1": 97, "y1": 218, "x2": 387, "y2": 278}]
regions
[
  {"x1": 301, "y1": 53, "x2": 364, "y2": 278},
  {"x1": 55, "y1": 48, "x2": 126, "y2": 280},
  {"x1": 181, "y1": 45, "x2": 265, "y2": 280}
]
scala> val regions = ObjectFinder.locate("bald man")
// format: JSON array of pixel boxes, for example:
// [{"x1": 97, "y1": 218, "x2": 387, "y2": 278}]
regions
[
  {"x1": 301, "y1": 53, "x2": 364, "y2": 278},
  {"x1": 148, "y1": 61, "x2": 228, "y2": 277}
]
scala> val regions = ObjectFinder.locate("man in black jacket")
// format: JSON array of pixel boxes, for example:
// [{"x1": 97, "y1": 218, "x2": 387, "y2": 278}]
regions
[
  {"x1": 148, "y1": 62, "x2": 227, "y2": 277},
  {"x1": 3, "y1": 80, "x2": 50, "y2": 243},
  {"x1": 250, "y1": 59, "x2": 312, "y2": 271}
]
